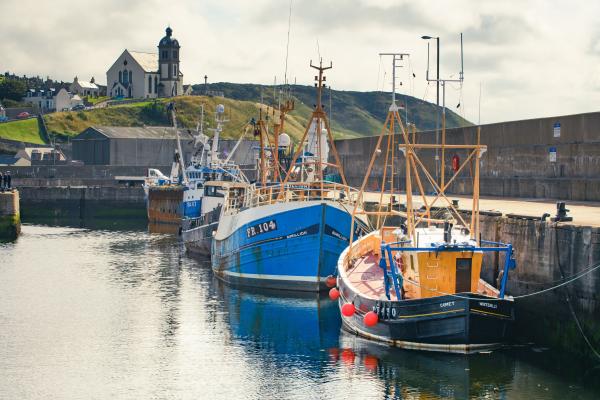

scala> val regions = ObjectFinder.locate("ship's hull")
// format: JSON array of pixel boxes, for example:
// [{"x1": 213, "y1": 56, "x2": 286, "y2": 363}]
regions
[
  {"x1": 212, "y1": 201, "x2": 365, "y2": 292},
  {"x1": 182, "y1": 206, "x2": 222, "y2": 258},
  {"x1": 146, "y1": 185, "x2": 184, "y2": 232},
  {"x1": 182, "y1": 222, "x2": 215, "y2": 257},
  {"x1": 337, "y1": 283, "x2": 514, "y2": 353}
]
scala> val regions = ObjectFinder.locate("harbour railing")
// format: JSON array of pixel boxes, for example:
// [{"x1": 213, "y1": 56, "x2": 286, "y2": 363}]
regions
[{"x1": 222, "y1": 182, "x2": 363, "y2": 214}]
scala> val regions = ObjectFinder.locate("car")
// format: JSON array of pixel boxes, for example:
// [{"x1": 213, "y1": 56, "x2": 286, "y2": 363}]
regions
[
  {"x1": 71, "y1": 104, "x2": 85, "y2": 111},
  {"x1": 0, "y1": 116, "x2": 8, "y2": 123},
  {"x1": 16, "y1": 112, "x2": 30, "y2": 119}
]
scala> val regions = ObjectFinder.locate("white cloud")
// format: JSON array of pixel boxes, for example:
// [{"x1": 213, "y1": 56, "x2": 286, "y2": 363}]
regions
[{"x1": 1, "y1": 0, "x2": 599, "y2": 124}]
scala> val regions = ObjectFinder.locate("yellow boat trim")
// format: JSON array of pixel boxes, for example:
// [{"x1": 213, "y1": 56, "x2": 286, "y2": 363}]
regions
[
  {"x1": 397, "y1": 308, "x2": 465, "y2": 319},
  {"x1": 470, "y1": 309, "x2": 511, "y2": 319}
]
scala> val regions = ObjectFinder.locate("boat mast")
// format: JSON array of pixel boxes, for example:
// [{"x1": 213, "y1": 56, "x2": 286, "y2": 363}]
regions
[
  {"x1": 348, "y1": 52, "x2": 411, "y2": 245},
  {"x1": 272, "y1": 98, "x2": 294, "y2": 182},
  {"x1": 280, "y1": 60, "x2": 348, "y2": 190},
  {"x1": 169, "y1": 104, "x2": 188, "y2": 186}
]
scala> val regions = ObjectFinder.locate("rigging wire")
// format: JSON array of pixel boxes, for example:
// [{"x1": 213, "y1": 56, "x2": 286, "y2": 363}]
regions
[
  {"x1": 283, "y1": 0, "x2": 293, "y2": 86},
  {"x1": 376, "y1": 55, "x2": 383, "y2": 92}
]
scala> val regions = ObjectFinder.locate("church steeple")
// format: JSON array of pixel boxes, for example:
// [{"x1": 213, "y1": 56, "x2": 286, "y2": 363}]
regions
[{"x1": 158, "y1": 26, "x2": 182, "y2": 97}]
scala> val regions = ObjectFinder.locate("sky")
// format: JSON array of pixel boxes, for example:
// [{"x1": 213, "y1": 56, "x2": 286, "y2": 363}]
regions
[{"x1": 1, "y1": 0, "x2": 600, "y2": 125}]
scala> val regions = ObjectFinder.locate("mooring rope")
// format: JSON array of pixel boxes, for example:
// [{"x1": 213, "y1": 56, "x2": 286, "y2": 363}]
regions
[
  {"x1": 400, "y1": 261, "x2": 600, "y2": 302},
  {"x1": 554, "y1": 223, "x2": 600, "y2": 361}
]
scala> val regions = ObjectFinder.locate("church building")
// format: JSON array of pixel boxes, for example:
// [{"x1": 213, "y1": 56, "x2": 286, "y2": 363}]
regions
[{"x1": 106, "y1": 27, "x2": 184, "y2": 99}]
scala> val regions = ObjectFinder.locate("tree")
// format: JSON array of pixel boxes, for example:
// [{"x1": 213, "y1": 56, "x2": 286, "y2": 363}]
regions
[{"x1": 0, "y1": 79, "x2": 27, "y2": 101}]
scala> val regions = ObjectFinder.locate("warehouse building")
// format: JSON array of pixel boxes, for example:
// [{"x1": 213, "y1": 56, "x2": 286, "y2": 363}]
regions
[{"x1": 72, "y1": 125, "x2": 258, "y2": 167}]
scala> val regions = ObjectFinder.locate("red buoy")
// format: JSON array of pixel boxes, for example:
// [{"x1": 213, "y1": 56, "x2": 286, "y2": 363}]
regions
[
  {"x1": 329, "y1": 287, "x2": 340, "y2": 301},
  {"x1": 341, "y1": 303, "x2": 356, "y2": 317},
  {"x1": 325, "y1": 275, "x2": 337, "y2": 288},
  {"x1": 364, "y1": 311, "x2": 378, "y2": 327},
  {"x1": 363, "y1": 354, "x2": 378, "y2": 371},
  {"x1": 341, "y1": 348, "x2": 355, "y2": 365}
]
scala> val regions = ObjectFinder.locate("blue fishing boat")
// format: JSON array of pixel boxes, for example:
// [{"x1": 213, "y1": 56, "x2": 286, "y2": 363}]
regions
[
  {"x1": 211, "y1": 61, "x2": 369, "y2": 291},
  {"x1": 146, "y1": 102, "x2": 249, "y2": 240}
]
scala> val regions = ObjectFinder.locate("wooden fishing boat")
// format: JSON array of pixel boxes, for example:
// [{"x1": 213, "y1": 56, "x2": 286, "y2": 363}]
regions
[{"x1": 333, "y1": 53, "x2": 516, "y2": 353}]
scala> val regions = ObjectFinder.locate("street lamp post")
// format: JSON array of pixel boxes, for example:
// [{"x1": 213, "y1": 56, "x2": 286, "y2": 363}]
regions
[
  {"x1": 422, "y1": 35, "x2": 440, "y2": 183},
  {"x1": 421, "y1": 33, "x2": 464, "y2": 189}
]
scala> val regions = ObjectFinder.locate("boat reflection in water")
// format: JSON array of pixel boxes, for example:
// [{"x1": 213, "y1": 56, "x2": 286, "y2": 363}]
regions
[
  {"x1": 213, "y1": 280, "x2": 518, "y2": 399},
  {"x1": 216, "y1": 282, "x2": 342, "y2": 368},
  {"x1": 337, "y1": 333, "x2": 516, "y2": 399}
]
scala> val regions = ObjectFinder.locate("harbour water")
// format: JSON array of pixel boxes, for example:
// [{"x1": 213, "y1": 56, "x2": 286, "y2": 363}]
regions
[{"x1": 1, "y1": 222, "x2": 599, "y2": 399}]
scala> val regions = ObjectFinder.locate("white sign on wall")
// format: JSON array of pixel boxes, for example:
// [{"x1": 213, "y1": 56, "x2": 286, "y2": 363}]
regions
[
  {"x1": 549, "y1": 147, "x2": 557, "y2": 162},
  {"x1": 553, "y1": 122, "x2": 561, "y2": 138}
]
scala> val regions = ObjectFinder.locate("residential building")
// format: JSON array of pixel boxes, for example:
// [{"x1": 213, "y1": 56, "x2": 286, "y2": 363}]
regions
[
  {"x1": 15, "y1": 147, "x2": 66, "y2": 165},
  {"x1": 22, "y1": 88, "x2": 83, "y2": 112},
  {"x1": 70, "y1": 77, "x2": 100, "y2": 97}
]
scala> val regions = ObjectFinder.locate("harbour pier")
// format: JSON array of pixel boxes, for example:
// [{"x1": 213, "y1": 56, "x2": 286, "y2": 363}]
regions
[{"x1": 0, "y1": 189, "x2": 20, "y2": 240}]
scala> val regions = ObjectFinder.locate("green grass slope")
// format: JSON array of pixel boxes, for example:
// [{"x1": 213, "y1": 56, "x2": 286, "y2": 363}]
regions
[
  {"x1": 43, "y1": 96, "x2": 311, "y2": 141},
  {"x1": 0, "y1": 118, "x2": 45, "y2": 144},
  {"x1": 196, "y1": 83, "x2": 472, "y2": 136}
]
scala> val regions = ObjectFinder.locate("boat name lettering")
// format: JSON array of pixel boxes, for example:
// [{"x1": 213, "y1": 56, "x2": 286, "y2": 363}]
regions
[
  {"x1": 246, "y1": 220, "x2": 278, "y2": 238},
  {"x1": 440, "y1": 301, "x2": 455, "y2": 308},
  {"x1": 478, "y1": 302, "x2": 498, "y2": 309},
  {"x1": 373, "y1": 303, "x2": 396, "y2": 320},
  {"x1": 286, "y1": 230, "x2": 307, "y2": 239}
]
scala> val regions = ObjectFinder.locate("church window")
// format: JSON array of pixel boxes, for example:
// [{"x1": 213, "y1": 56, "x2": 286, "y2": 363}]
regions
[
  {"x1": 154, "y1": 76, "x2": 158, "y2": 93},
  {"x1": 148, "y1": 76, "x2": 152, "y2": 93},
  {"x1": 129, "y1": 71, "x2": 132, "y2": 84},
  {"x1": 173, "y1": 50, "x2": 178, "y2": 59},
  {"x1": 123, "y1": 69, "x2": 128, "y2": 84},
  {"x1": 173, "y1": 64, "x2": 177, "y2": 76},
  {"x1": 162, "y1": 51, "x2": 168, "y2": 59},
  {"x1": 119, "y1": 71, "x2": 122, "y2": 83}
]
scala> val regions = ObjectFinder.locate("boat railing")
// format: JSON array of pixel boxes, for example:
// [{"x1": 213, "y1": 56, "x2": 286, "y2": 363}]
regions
[
  {"x1": 222, "y1": 182, "x2": 362, "y2": 215},
  {"x1": 378, "y1": 239, "x2": 517, "y2": 300}
]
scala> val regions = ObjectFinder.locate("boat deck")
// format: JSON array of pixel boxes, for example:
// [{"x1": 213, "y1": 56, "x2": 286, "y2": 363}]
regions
[{"x1": 346, "y1": 251, "x2": 499, "y2": 301}]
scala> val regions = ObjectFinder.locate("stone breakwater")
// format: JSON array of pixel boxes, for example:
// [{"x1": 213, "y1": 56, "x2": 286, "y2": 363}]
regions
[{"x1": 0, "y1": 190, "x2": 21, "y2": 240}]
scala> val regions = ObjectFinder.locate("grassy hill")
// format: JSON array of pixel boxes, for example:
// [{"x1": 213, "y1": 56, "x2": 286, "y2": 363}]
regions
[
  {"x1": 1, "y1": 83, "x2": 471, "y2": 145},
  {"x1": 42, "y1": 96, "x2": 311, "y2": 141},
  {"x1": 0, "y1": 118, "x2": 45, "y2": 144},
  {"x1": 196, "y1": 83, "x2": 472, "y2": 137}
]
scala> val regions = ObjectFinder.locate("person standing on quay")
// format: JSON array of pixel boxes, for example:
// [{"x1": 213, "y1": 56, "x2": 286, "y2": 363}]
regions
[{"x1": 6, "y1": 171, "x2": 11, "y2": 190}]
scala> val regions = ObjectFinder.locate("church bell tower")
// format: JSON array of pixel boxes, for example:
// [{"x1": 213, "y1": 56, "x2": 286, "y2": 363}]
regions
[{"x1": 158, "y1": 26, "x2": 182, "y2": 97}]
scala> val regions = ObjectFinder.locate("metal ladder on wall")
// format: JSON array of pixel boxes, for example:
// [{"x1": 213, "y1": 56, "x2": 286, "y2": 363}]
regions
[{"x1": 380, "y1": 244, "x2": 404, "y2": 300}]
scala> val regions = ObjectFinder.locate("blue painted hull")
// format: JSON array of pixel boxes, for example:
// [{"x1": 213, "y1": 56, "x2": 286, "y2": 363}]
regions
[{"x1": 212, "y1": 202, "x2": 364, "y2": 292}]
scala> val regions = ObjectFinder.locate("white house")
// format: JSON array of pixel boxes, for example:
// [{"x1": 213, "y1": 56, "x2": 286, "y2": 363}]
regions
[
  {"x1": 23, "y1": 88, "x2": 57, "y2": 112},
  {"x1": 106, "y1": 26, "x2": 183, "y2": 99},
  {"x1": 70, "y1": 77, "x2": 100, "y2": 97},
  {"x1": 23, "y1": 88, "x2": 85, "y2": 112}
]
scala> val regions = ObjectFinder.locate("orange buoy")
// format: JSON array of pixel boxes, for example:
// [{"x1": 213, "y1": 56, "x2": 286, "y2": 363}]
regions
[
  {"x1": 341, "y1": 303, "x2": 356, "y2": 317},
  {"x1": 364, "y1": 311, "x2": 378, "y2": 327},
  {"x1": 329, "y1": 287, "x2": 340, "y2": 301}
]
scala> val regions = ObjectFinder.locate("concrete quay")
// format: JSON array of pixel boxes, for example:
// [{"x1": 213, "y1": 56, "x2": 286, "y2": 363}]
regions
[
  {"x1": 0, "y1": 190, "x2": 21, "y2": 240},
  {"x1": 336, "y1": 111, "x2": 600, "y2": 202}
]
